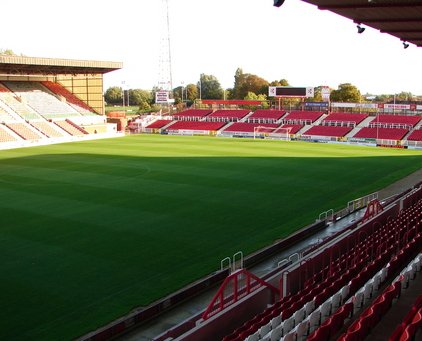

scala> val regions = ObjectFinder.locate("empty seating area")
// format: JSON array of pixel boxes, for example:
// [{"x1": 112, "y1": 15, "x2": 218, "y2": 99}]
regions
[
  {"x1": 222, "y1": 122, "x2": 279, "y2": 133},
  {"x1": 173, "y1": 109, "x2": 212, "y2": 119},
  {"x1": 0, "y1": 125, "x2": 18, "y2": 142},
  {"x1": 220, "y1": 193, "x2": 422, "y2": 341},
  {"x1": 353, "y1": 127, "x2": 408, "y2": 140},
  {"x1": 166, "y1": 120, "x2": 226, "y2": 131},
  {"x1": 0, "y1": 83, "x2": 41, "y2": 120},
  {"x1": 406, "y1": 129, "x2": 422, "y2": 141},
  {"x1": 41, "y1": 81, "x2": 96, "y2": 115},
  {"x1": 389, "y1": 294, "x2": 422, "y2": 341},
  {"x1": 145, "y1": 119, "x2": 173, "y2": 129},
  {"x1": 207, "y1": 109, "x2": 250, "y2": 121},
  {"x1": 323, "y1": 112, "x2": 369, "y2": 126},
  {"x1": 3, "y1": 81, "x2": 81, "y2": 119},
  {"x1": 54, "y1": 120, "x2": 87, "y2": 136},
  {"x1": 303, "y1": 125, "x2": 352, "y2": 137},
  {"x1": 247, "y1": 110, "x2": 286, "y2": 122},
  {"x1": 6, "y1": 122, "x2": 43, "y2": 140},
  {"x1": 0, "y1": 104, "x2": 15, "y2": 122},
  {"x1": 370, "y1": 114, "x2": 421, "y2": 128},
  {"x1": 279, "y1": 124, "x2": 303, "y2": 135},
  {"x1": 31, "y1": 121, "x2": 65, "y2": 138},
  {"x1": 283, "y1": 111, "x2": 324, "y2": 124}
]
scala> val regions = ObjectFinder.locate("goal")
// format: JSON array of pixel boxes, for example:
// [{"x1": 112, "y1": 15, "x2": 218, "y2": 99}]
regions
[{"x1": 253, "y1": 126, "x2": 291, "y2": 140}]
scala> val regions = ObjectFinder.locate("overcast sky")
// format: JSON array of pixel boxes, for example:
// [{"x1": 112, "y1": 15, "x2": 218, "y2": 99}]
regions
[{"x1": 2, "y1": 0, "x2": 422, "y2": 95}]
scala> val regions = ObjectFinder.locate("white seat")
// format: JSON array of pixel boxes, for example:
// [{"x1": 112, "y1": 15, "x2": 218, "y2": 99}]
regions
[
  {"x1": 354, "y1": 291, "x2": 364, "y2": 312},
  {"x1": 331, "y1": 292, "x2": 342, "y2": 310},
  {"x1": 381, "y1": 267, "x2": 388, "y2": 282},
  {"x1": 320, "y1": 300, "x2": 331, "y2": 322},
  {"x1": 270, "y1": 324, "x2": 283, "y2": 341},
  {"x1": 373, "y1": 273, "x2": 382, "y2": 292},
  {"x1": 245, "y1": 331, "x2": 259, "y2": 341},
  {"x1": 309, "y1": 309, "x2": 321, "y2": 333},
  {"x1": 363, "y1": 282, "x2": 373, "y2": 303},
  {"x1": 295, "y1": 320, "x2": 309, "y2": 341},
  {"x1": 304, "y1": 300, "x2": 315, "y2": 317},
  {"x1": 283, "y1": 316, "x2": 294, "y2": 334},
  {"x1": 294, "y1": 307, "x2": 305, "y2": 325},
  {"x1": 340, "y1": 285, "x2": 350, "y2": 304},
  {"x1": 259, "y1": 321, "x2": 272, "y2": 338},
  {"x1": 271, "y1": 315, "x2": 282, "y2": 330},
  {"x1": 281, "y1": 331, "x2": 296, "y2": 341}
]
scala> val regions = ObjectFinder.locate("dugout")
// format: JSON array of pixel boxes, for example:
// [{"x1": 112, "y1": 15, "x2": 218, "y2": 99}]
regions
[{"x1": 0, "y1": 55, "x2": 122, "y2": 115}]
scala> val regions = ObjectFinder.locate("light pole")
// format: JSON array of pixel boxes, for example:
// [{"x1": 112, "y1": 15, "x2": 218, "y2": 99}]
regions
[{"x1": 393, "y1": 94, "x2": 396, "y2": 114}]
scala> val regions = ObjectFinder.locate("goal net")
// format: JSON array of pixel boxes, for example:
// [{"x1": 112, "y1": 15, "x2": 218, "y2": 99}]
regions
[{"x1": 253, "y1": 126, "x2": 291, "y2": 140}]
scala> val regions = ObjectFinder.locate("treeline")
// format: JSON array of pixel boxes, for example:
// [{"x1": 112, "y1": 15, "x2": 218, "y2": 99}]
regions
[{"x1": 102, "y1": 67, "x2": 420, "y2": 111}]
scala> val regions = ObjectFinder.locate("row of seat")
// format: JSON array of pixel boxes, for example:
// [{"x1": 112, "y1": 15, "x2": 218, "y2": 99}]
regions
[
  {"x1": 222, "y1": 197, "x2": 421, "y2": 341},
  {"x1": 390, "y1": 295, "x2": 422, "y2": 341},
  {"x1": 41, "y1": 81, "x2": 96, "y2": 114},
  {"x1": 370, "y1": 114, "x2": 421, "y2": 128}
]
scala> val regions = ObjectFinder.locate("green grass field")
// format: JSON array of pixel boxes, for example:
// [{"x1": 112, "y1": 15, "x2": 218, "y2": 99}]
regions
[{"x1": 0, "y1": 135, "x2": 421, "y2": 340}]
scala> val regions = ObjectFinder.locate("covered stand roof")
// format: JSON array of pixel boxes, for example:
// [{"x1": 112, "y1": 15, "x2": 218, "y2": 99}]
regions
[
  {"x1": 301, "y1": 0, "x2": 422, "y2": 48},
  {"x1": 0, "y1": 55, "x2": 122, "y2": 75}
]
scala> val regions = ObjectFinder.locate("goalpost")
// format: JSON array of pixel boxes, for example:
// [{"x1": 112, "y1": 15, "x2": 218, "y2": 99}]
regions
[{"x1": 253, "y1": 126, "x2": 291, "y2": 140}]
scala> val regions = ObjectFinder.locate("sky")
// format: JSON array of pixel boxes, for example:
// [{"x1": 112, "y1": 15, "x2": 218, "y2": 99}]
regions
[{"x1": 2, "y1": 0, "x2": 422, "y2": 95}]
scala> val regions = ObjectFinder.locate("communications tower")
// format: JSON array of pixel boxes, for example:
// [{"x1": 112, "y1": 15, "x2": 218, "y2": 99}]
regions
[{"x1": 157, "y1": 0, "x2": 173, "y2": 92}]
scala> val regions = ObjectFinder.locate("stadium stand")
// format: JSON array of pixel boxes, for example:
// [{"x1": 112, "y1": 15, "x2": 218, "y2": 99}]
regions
[
  {"x1": 3, "y1": 81, "x2": 81, "y2": 119},
  {"x1": 283, "y1": 111, "x2": 324, "y2": 124},
  {"x1": 303, "y1": 125, "x2": 352, "y2": 137},
  {"x1": 207, "y1": 109, "x2": 250, "y2": 121},
  {"x1": 165, "y1": 120, "x2": 226, "y2": 132},
  {"x1": 30, "y1": 121, "x2": 66, "y2": 138},
  {"x1": 369, "y1": 114, "x2": 421, "y2": 128},
  {"x1": 221, "y1": 122, "x2": 279, "y2": 133},
  {"x1": 54, "y1": 120, "x2": 88, "y2": 136},
  {"x1": 0, "y1": 104, "x2": 16, "y2": 122},
  {"x1": 173, "y1": 109, "x2": 212, "y2": 120},
  {"x1": 145, "y1": 119, "x2": 174, "y2": 129},
  {"x1": 322, "y1": 112, "x2": 369, "y2": 125},
  {"x1": 6, "y1": 122, "x2": 44, "y2": 140},
  {"x1": 0, "y1": 82, "x2": 41, "y2": 120},
  {"x1": 406, "y1": 129, "x2": 422, "y2": 142},
  {"x1": 0, "y1": 124, "x2": 18, "y2": 142},
  {"x1": 211, "y1": 189, "x2": 422, "y2": 341},
  {"x1": 279, "y1": 124, "x2": 303, "y2": 134},
  {"x1": 352, "y1": 127, "x2": 408, "y2": 140},
  {"x1": 247, "y1": 109, "x2": 286, "y2": 122},
  {"x1": 41, "y1": 81, "x2": 97, "y2": 115},
  {"x1": 389, "y1": 294, "x2": 422, "y2": 341}
]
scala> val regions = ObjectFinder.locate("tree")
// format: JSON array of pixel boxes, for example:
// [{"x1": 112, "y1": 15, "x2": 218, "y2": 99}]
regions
[
  {"x1": 0, "y1": 49, "x2": 16, "y2": 56},
  {"x1": 244, "y1": 92, "x2": 269, "y2": 109},
  {"x1": 185, "y1": 84, "x2": 198, "y2": 102},
  {"x1": 104, "y1": 86, "x2": 123, "y2": 105},
  {"x1": 305, "y1": 85, "x2": 324, "y2": 102},
  {"x1": 269, "y1": 79, "x2": 289, "y2": 87},
  {"x1": 129, "y1": 89, "x2": 152, "y2": 106},
  {"x1": 200, "y1": 73, "x2": 223, "y2": 99},
  {"x1": 330, "y1": 83, "x2": 361, "y2": 103},
  {"x1": 232, "y1": 68, "x2": 269, "y2": 99}
]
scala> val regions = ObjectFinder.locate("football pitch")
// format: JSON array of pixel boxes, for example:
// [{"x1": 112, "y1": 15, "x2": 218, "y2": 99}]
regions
[{"x1": 0, "y1": 134, "x2": 421, "y2": 340}]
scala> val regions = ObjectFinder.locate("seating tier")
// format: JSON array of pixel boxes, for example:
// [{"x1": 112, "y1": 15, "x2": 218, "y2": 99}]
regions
[
  {"x1": 353, "y1": 127, "x2": 408, "y2": 140},
  {"x1": 283, "y1": 111, "x2": 324, "y2": 123},
  {"x1": 166, "y1": 121, "x2": 226, "y2": 131},
  {"x1": 303, "y1": 125, "x2": 352, "y2": 137}
]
